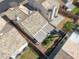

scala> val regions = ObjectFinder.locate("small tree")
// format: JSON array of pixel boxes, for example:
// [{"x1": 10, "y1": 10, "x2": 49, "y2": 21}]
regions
[{"x1": 64, "y1": 22, "x2": 75, "y2": 31}]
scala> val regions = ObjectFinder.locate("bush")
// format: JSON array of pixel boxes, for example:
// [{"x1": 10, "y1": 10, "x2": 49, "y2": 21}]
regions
[
  {"x1": 42, "y1": 35, "x2": 54, "y2": 45},
  {"x1": 64, "y1": 22, "x2": 75, "y2": 31}
]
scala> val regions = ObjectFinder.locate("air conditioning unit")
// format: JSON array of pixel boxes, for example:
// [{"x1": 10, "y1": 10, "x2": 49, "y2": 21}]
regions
[
  {"x1": 48, "y1": 5, "x2": 59, "y2": 21},
  {"x1": 15, "y1": 16, "x2": 20, "y2": 21}
]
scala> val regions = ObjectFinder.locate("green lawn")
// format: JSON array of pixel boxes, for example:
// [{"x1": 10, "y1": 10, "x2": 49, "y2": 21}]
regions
[
  {"x1": 19, "y1": 48, "x2": 39, "y2": 59},
  {"x1": 72, "y1": 7, "x2": 79, "y2": 14}
]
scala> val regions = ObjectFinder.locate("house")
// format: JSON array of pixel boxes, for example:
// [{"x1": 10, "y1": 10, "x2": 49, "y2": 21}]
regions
[
  {"x1": 0, "y1": 16, "x2": 28, "y2": 59},
  {"x1": 42, "y1": 0, "x2": 71, "y2": 29},
  {"x1": 62, "y1": 0, "x2": 76, "y2": 11},
  {"x1": 54, "y1": 31, "x2": 79, "y2": 59},
  {"x1": 3, "y1": 5, "x2": 55, "y2": 43},
  {"x1": 21, "y1": 9, "x2": 55, "y2": 43},
  {"x1": 65, "y1": 2, "x2": 76, "y2": 11}
]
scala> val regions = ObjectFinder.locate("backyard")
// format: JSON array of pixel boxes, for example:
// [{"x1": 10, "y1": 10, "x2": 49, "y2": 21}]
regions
[
  {"x1": 42, "y1": 30, "x2": 64, "y2": 56},
  {"x1": 42, "y1": 31, "x2": 60, "y2": 48},
  {"x1": 18, "y1": 47, "x2": 39, "y2": 59}
]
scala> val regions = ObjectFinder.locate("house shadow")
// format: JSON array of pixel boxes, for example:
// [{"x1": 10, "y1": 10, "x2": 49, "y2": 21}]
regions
[{"x1": 23, "y1": 3, "x2": 39, "y2": 11}]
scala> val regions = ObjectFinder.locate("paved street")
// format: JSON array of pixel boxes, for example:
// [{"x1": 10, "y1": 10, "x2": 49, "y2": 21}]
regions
[{"x1": 0, "y1": 0, "x2": 20, "y2": 13}]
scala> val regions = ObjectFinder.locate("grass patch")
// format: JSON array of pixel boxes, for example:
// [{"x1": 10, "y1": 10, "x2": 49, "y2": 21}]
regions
[{"x1": 19, "y1": 48, "x2": 39, "y2": 59}]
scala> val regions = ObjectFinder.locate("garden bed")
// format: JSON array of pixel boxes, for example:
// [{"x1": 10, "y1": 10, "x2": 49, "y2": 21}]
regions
[{"x1": 42, "y1": 31, "x2": 60, "y2": 49}]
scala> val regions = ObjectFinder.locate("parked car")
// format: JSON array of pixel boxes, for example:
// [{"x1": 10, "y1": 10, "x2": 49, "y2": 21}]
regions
[{"x1": 10, "y1": 43, "x2": 28, "y2": 59}]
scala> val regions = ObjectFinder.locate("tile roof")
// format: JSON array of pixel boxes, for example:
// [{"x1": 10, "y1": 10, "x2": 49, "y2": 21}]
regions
[
  {"x1": 22, "y1": 12, "x2": 48, "y2": 35},
  {"x1": 54, "y1": 32, "x2": 79, "y2": 59},
  {"x1": 0, "y1": 28, "x2": 27, "y2": 59}
]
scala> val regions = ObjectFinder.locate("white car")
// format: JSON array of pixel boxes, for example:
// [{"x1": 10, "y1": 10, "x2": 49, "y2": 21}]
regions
[{"x1": 10, "y1": 43, "x2": 28, "y2": 59}]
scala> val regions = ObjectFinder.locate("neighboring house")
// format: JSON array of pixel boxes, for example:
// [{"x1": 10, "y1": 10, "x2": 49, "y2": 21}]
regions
[
  {"x1": 62, "y1": 0, "x2": 76, "y2": 11},
  {"x1": 0, "y1": 17, "x2": 28, "y2": 59},
  {"x1": 42, "y1": 0, "x2": 70, "y2": 29},
  {"x1": 65, "y1": 2, "x2": 76, "y2": 11},
  {"x1": 54, "y1": 31, "x2": 79, "y2": 59}
]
